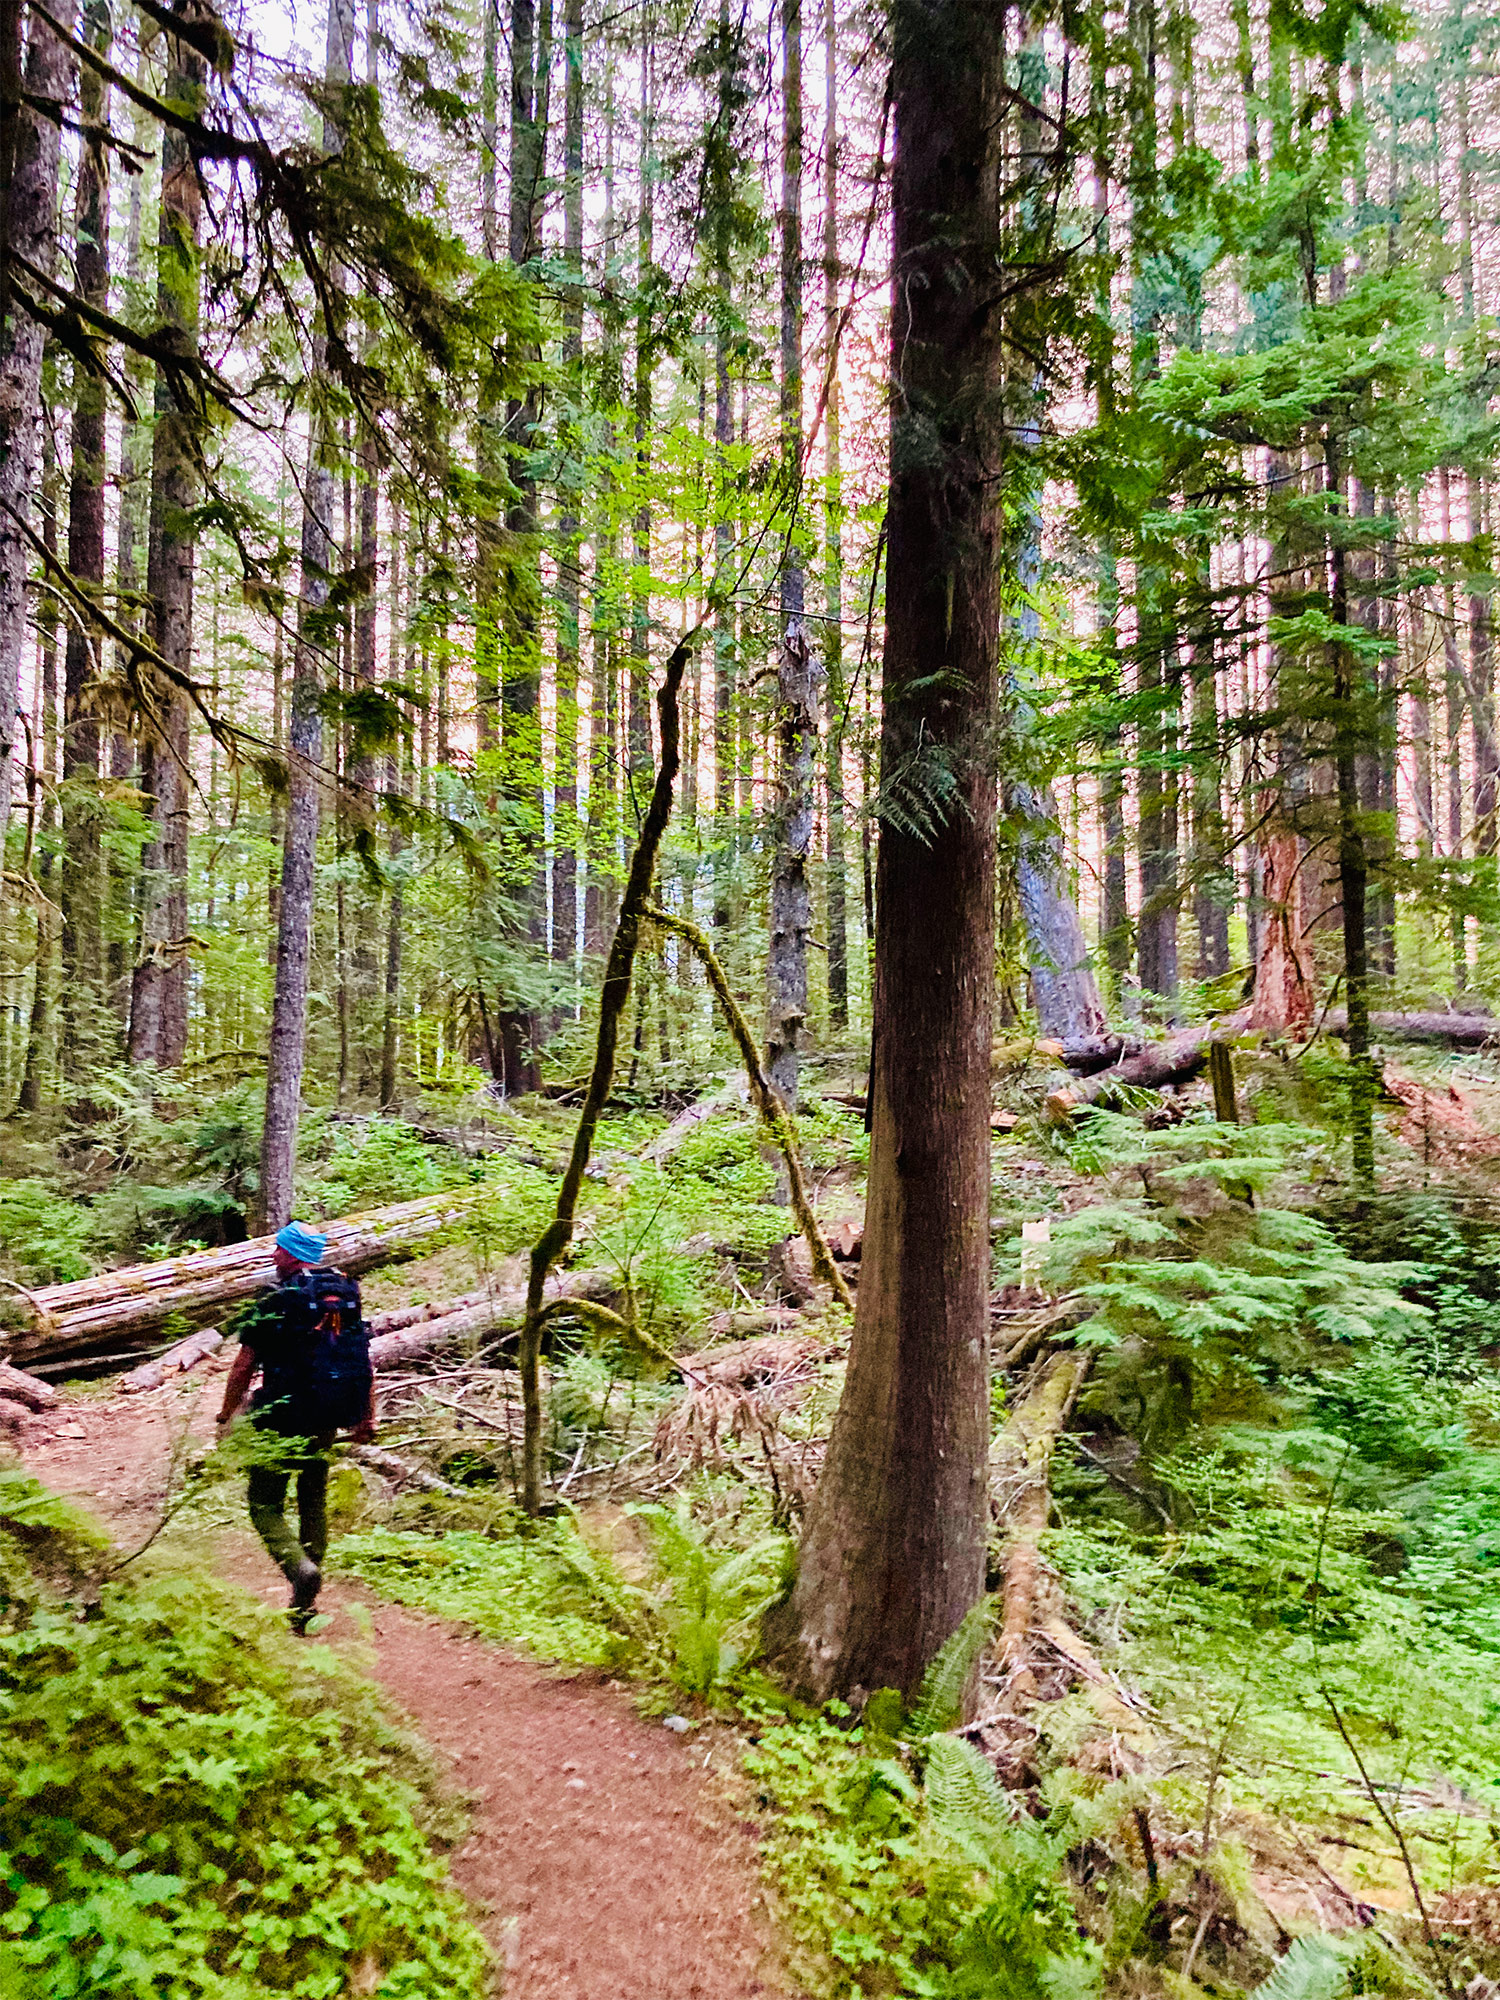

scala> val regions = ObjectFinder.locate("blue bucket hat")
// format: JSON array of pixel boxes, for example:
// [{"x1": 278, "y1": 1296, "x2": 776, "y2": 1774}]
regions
[{"x1": 275, "y1": 1221, "x2": 328, "y2": 1265}]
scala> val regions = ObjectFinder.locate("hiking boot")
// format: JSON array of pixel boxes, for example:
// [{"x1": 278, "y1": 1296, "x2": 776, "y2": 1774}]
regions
[{"x1": 288, "y1": 1557, "x2": 322, "y2": 1635}]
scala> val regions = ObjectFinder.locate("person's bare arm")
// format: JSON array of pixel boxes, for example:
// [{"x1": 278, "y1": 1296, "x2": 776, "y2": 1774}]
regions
[
  {"x1": 216, "y1": 1346, "x2": 257, "y2": 1427},
  {"x1": 346, "y1": 1377, "x2": 377, "y2": 1445}
]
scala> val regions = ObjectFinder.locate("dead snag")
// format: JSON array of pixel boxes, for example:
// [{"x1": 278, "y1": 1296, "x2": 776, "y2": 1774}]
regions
[
  {"x1": 641, "y1": 903, "x2": 855, "y2": 1312},
  {"x1": 518, "y1": 636, "x2": 698, "y2": 1516},
  {"x1": 992, "y1": 1349, "x2": 1092, "y2": 1681}
]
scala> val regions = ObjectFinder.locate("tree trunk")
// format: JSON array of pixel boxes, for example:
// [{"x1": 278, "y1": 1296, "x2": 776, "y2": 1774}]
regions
[
  {"x1": 16, "y1": 439, "x2": 58, "y2": 1114},
  {"x1": 765, "y1": 0, "x2": 1003, "y2": 1701},
  {"x1": 0, "y1": 0, "x2": 74, "y2": 887},
  {"x1": 767, "y1": 0, "x2": 812, "y2": 1109},
  {"x1": 627, "y1": 44, "x2": 654, "y2": 814},
  {"x1": 60, "y1": 0, "x2": 110, "y2": 1100},
  {"x1": 259, "y1": 0, "x2": 354, "y2": 1227},
  {"x1": 127, "y1": 20, "x2": 205, "y2": 1071},
  {"x1": 1328, "y1": 437, "x2": 1375, "y2": 1187},
  {"x1": 108, "y1": 34, "x2": 154, "y2": 1027},
  {"x1": 1014, "y1": 778, "x2": 1108, "y2": 1042},
  {"x1": 822, "y1": 0, "x2": 847, "y2": 1030},
  {"x1": 711, "y1": 0, "x2": 738, "y2": 935},
  {"x1": 552, "y1": 0, "x2": 584, "y2": 990},
  {"x1": 1190, "y1": 648, "x2": 1230, "y2": 979}
]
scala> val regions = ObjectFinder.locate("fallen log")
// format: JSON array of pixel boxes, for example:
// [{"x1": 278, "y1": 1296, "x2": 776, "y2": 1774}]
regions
[
  {"x1": 1044, "y1": 1011, "x2": 1251, "y2": 1123},
  {"x1": 119, "y1": 1328, "x2": 224, "y2": 1395},
  {"x1": 1331, "y1": 1009, "x2": 1500, "y2": 1049},
  {"x1": 642, "y1": 1076, "x2": 748, "y2": 1163},
  {"x1": 368, "y1": 1268, "x2": 614, "y2": 1370},
  {"x1": 347, "y1": 1443, "x2": 469, "y2": 1498},
  {"x1": 4, "y1": 1187, "x2": 489, "y2": 1370},
  {"x1": 0, "y1": 1360, "x2": 57, "y2": 1410},
  {"x1": 992, "y1": 1349, "x2": 1093, "y2": 1675}
]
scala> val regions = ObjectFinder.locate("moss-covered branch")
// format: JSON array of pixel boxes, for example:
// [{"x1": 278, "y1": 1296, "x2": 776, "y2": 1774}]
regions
[{"x1": 641, "y1": 901, "x2": 855, "y2": 1312}]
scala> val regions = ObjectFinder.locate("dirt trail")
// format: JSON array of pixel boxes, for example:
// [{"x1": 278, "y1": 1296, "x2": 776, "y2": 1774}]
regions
[{"x1": 19, "y1": 1367, "x2": 792, "y2": 2000}]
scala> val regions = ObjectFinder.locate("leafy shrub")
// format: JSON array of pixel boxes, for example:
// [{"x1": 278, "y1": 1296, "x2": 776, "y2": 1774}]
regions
[
  {"x1": 0, "y1": 1475, "x2": 487, "y2": 2000},
  {"x1": 0, "y1": 1179, "x2": 94, "y2": 1285},
  {"x1": 87, "y1": 1181, "x2": 245, "y2": 1260},
  {"x1": 296, "y1": 1118, "x2": 472, "y2": 1217}
]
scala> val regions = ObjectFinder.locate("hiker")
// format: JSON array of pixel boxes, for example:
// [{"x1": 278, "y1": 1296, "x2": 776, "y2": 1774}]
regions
[{"x1": 216, "y1": 1221, "x2": 376, "y2": 1631}]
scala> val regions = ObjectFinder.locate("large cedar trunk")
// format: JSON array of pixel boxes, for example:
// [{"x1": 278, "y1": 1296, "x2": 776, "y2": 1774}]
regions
[
  {"x1": 0, "y1": 0, "x2": 73, "y2": 880},
  {"x1": 765, "y1": 0, "x2": 1002, "y2": 1700}
]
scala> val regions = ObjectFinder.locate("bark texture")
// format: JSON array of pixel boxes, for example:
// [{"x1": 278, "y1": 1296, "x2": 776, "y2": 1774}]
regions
[
  {"x1": 767, "y1": 0, "x2": 812, "y2": 1109},
  {"x1": 765, "y1": 0, "x2": 1003, "y2": 1700},
  {"x1": 60, "y1": 0, "x2": 110, "y2": 1088},
  {"x1": 1013, "y1": 776, "x2": 1108, "y2": 1044},
  {"x1": 0, "y1": 0, "x2": 74, "y2": 882},
  {"x1": 127, "y1": 21, "x2": 205, "y2": 1070}
]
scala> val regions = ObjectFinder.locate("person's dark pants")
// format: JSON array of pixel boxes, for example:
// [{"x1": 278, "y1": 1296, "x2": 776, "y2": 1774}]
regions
[{"x1": 247, "y1": 1433, "x2": 335, "y2": 1585}]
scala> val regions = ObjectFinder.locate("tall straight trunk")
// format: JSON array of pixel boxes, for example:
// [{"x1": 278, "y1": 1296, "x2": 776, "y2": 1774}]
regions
[
  {"x1": 552, "y1": 0, "x2": 583, "y2": 982},
  {"x1": 259, "y1": 0, "x2": 354, "y2": 1228},
  {"x1": 627, "y1": 42, "x2": 654, "y2": 810},
  {"x1": 351, "y1": 423, "x2": 379, "y2": 1086},
  {"x1": 822, "y1": 0, "x2": 847, "y2": 1029},
  {"x1": 127, "y1": 22, "x2": 206, "y2": 1070},
  {"x1": 711, "y1": 0, "x2": 738, "y2": 934},
  {"x1": 17, "y1": 435, "x2": 59, "y2": 1113},
  {"x1": 585, "y1": 57, "x2": 619, "y2": 958},
  {"x1": 1006, "y1": 15, "x2": 1105, "y2": 1047},
  {"x1": 1250, "y1": 450, "x2": 1317, "y2": 1036},
  {"x1": 351, "y1": 0, "x2": 383, "y2": 1076},
  {"x1": 1190, "y1": 644, "x2": 1230, "y2": 978},
  {"x1": 1440, "y1": 469, "x2": 1466, "y2": 986},
  {"x1": 1128, "y1": 0, "x2": 1178, "y2": 1007},
  {"x1": 473, "y1": 0, "x2": 501, "y2": 748},
  {"x1": 1328, "y1": 439, "x2": 1374, "y2": 1185},
  {"x1": 59, "y1": 0, "x2": 109, "y2": 1090},
  {"x1": 110, "y1": 35, "x2": 153, "y2": 1023},
  {"x1": 1009, "y1": 515, "x2": 1106, "y2": 1040},
  {"x1": 379, "y1": 512, "x2": 411, "y2": 1112},
  {"x1": 1470, "y1": 472, "x2": 1495, "y2": 856},
  {"x1": 766, "y1": 0, "x2": 1003, "y2": 1701},
  {"x1": 0, "y1": 0, "x2": 73, "y2": 888},
  {"x1": 767, "y1": 0, "x2": 812, "y2": 1108}
]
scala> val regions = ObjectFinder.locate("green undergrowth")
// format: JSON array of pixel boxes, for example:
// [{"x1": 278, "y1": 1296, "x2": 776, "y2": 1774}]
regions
[
  {"x1": 333, "y1": 1518, "x2": 624, "y2": 1665},
  {"x1": 0, "y1": 1468, "x2": 489, "y2": 2000},
  {"x1": 333, "y1": 1496, "x2": 791, "y2": 1699}
]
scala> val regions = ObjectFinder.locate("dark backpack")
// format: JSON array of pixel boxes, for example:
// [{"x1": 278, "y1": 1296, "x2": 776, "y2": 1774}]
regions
[{"x1": 258, "y1": 1269, "x2": 372, "y2": 1433}]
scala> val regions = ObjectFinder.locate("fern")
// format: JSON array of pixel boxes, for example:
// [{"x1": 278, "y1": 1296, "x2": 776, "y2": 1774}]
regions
[
  {"x1": 907, "y1": 1595, "x2": 998, "y2": 1737},
  {"x1": 870, "y1": 732, "x2": 970, "y2": 846},
  {"x1": 1249, "y1": 1936, "x2": 1352, "y2": 2000},
  {"x1": 922, "y1": 1733, "x2": 1011, "y2": 1869}
]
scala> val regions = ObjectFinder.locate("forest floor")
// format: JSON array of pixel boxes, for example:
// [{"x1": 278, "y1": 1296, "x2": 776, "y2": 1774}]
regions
[{"x1": 18, "y1": 1357, "x2": 794, "y2": 2000}]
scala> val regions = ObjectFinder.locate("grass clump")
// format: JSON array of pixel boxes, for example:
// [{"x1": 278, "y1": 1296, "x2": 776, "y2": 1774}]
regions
[{"x1": 0, "y1": 1470, "x2": 489, "y2": 2000}]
